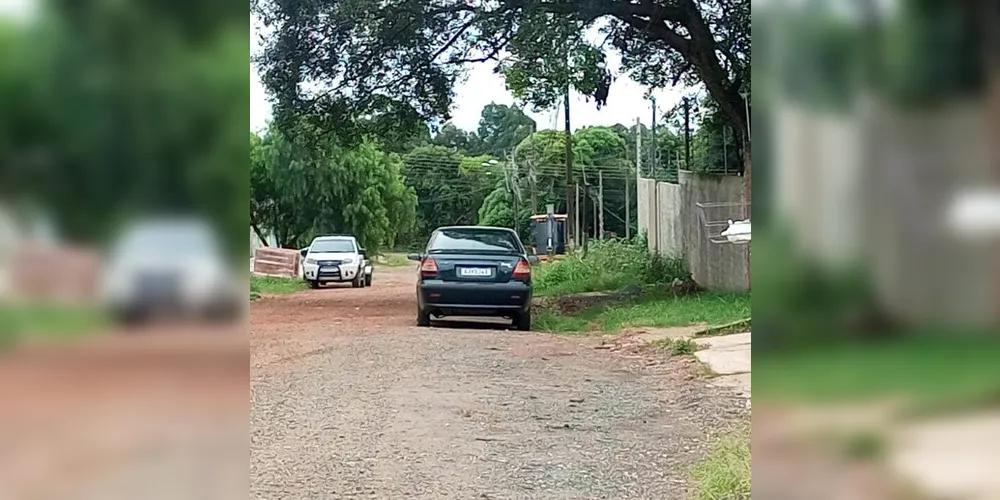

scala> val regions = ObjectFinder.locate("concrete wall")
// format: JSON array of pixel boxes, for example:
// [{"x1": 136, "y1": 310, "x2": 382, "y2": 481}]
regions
[
  {"x1": 773, "y1": 100, "x2": 998, "y2": 325},
  {"x1": 680, "y1": 172, "x2": 750, "y2": 291},
  {"x1": 655, "y1": 182, "x2": 684, "y2": 257},
  {"x1": 636, "y1": 172, "x2": 749, "y2": 291}
]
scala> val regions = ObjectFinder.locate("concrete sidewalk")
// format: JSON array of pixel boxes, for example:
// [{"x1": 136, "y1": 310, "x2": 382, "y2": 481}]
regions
[{"x1": 694, "y1": 332, "x2": 751, "y2": 398}]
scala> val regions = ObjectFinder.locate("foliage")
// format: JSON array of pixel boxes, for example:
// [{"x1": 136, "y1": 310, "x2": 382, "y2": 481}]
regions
[
  {"x1": 402, "y1": 145, "x2": 499, "y2": 236},
  {"x1": 1, "y1": 6, "x2": 248, "y2": 254},
  {"x1": 752, "y1": 229, "x2": 882, "y2": 352},
  {"x1": 250, "y1": 122, "x2": 417, "y2": 252},
  {"x1": 430, "y1": 122, "x2": 483, "y2": 154},
  {"x1": 689, "y1": 97, "x2": 745, "y2": 174},
  {"x1": 429, "y1": 103, "x2": 537, "y2": 159},
  {"x1": 477, "y1": 103, "x2": 537, "y2": 158},
  {"x1": 655, "y1": 337, "x2": 701, "y2": 356},
  {"x1": 534, "y1": 238, "x2": 687, "y2": 296},
  {"x1": 477, "y1": 186, "x2": 532, "y2": 240},
  {"x1": 500, "y1": 17, "x2": 611, "y2": 110},
  {"x1": 254, "y1": 0, "x2": 751, "y2": 148}
]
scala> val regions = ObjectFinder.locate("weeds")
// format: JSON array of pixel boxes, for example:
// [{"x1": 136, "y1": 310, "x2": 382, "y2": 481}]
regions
[
  {"x1": 652, "y1": 337, "x2": 701, "y2": 356},
  {"x1": 533, "y1": 238, "x2": 687, "y2": 296},
  {"x1": 690, "y1": 428, "x2": 751, "y2": 500}
]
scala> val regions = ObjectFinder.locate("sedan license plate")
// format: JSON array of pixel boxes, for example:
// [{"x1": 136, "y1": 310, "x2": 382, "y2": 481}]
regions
[{"x1": 459, "y1": 267, "x2": 493, "y2": 277}]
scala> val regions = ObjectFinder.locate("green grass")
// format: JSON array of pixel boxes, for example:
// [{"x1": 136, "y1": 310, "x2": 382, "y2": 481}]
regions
[
  {"x1": 533, "y1": 292, "x2": 751, "y2": 334},
  {"x1": 651, "y1": 337, "x2": 701, "y2": 356},
  {"x1": 250, "y1": 275, "x2": 307, "y2": 296},
  {"x1": 0, "y1": 303, "x2": 109, "y2": 348},
  {"x1": 755, "y1": 335, "x2": 1000, "y2": 410},
  {"x1": 378, "y1": 253, "x2": 412, "y2": 267},
  {"x1": 533, "y1": 238, "x2": 688, "y2": 297},
  {"x1": 690, "y1": 429, "x2": 751, "y2": 500}
]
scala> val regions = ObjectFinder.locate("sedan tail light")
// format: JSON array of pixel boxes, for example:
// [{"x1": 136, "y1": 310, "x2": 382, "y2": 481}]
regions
[
  {"x1": 513, "y1": 259, "x2": 531, "y2": 279},
  {"x1": 420, "y1": 257, "x2": 439, "y2": 277}
]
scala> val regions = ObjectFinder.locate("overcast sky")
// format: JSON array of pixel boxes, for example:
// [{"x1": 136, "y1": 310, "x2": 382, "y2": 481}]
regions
[{"x1": 251, "y1": 18, "x2": 688, "y2": 134}]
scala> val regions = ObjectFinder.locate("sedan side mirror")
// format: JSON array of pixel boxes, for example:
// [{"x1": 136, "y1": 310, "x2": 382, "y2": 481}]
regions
[
  {"x1": 527, "y1": 255, "x2": 540, "y2": 265},
  {"x1": 299, "y1": 247, "x2": 310, "y2": 259},
  {"x1": 406, "y1": 253, "x2": 423, "y2": 262},
  {"x1": 358, "y1": 247, "x2": 366, "y2": 256}
]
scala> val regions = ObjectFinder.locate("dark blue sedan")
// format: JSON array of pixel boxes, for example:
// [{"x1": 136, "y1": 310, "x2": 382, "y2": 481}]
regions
[{"x1": 408, "y1": 226, "x2": 538, "y2": 330}]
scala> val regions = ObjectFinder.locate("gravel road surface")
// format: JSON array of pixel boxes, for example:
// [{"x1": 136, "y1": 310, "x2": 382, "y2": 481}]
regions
[{"x1": 252, "y1": 266, "x2": 748, "y2": 499}]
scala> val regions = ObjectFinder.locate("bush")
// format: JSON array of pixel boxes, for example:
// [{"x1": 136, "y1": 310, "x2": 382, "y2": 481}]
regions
[{"x1": 533, "y1": 237, "x2": 688, "y2": 296}]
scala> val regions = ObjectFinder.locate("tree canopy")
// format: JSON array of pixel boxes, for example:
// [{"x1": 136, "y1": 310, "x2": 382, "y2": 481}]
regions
[
  {"x1": 254, "y1": 0, "x2": 750, "y2": 148},
  {"x1": 1, "y1": 2, "x2": 248, "y2": 254}
]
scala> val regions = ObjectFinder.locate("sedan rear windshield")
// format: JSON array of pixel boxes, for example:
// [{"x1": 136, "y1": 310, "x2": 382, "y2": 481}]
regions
[
  {"x1": 311, "y1": 239, "x2": 355, "y2": 253},
  {"x1": 428, "y1": 228, "x2": 522, "y2": 254}
]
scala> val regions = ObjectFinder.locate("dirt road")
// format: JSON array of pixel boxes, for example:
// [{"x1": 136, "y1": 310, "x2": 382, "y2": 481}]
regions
[{"x1": 252, "y1": 266, "x2": 748, "y2": 499}]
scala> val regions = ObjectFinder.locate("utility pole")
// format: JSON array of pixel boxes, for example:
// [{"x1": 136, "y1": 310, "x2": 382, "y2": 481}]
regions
[
  {"x1": 631, "y1": 116, "x2": 641, "y2": 239},
  {"x1": 563, "y1": 89, "x2": 574, "y2": 247},
  {"x1": 581, "y1": 183, "x2": 589, "y2": 256},
  {"x1": 592, "y1": 188, "x2": 598, "y2": 238},
  {"x1": 598, "y1": 170, "x2": 604, "y2": 239},
  {"x1": 683, "y1": 97, "x2": 691, "y2": 171},
  {"x1": 530, "y1": 162, "x2": 538, "y2": 215},
  {"x1": 574, "y1": 183, "x2": 580, "y2": 248},
  {"x1": 511, "y1": 164, "x2": 520, "y2": 236},
  {"x1": 650, "y1": 96, "x2": 657, "y2": 177}
]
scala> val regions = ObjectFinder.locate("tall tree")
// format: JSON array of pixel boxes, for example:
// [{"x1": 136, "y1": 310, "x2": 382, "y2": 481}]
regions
[
  {"x1": 251, "y1": 123, "x2": 417, "y2": 251},
  {"x1": 254, "y1": 0, "x2": 751, "y2": 169},
  {"x1": 477, "y1": 103, "x2": 537, "y2": 158},
  {"x1": 430, "y1": 122, "x2": 482, "y2": 154},
  {"x1": 402, "y1": 145, "x2": 499, "y2": 236}
]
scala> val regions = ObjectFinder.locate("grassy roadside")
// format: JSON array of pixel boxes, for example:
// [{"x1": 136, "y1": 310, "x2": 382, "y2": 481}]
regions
[
  {"x1": 690, "y1": 428, "x2": 751, "y2": 500},
  {"x1": 534, "y1": 291, "x2": 751, "y2": 334},
  {"x1": 377, "y1": 253, "x2": 412, "y2": 267},
  {"x1": 755, "y1": 335, "x2": 1000, "y2": 411},
  {"x1": 0, "y1": 302, "x2": 109, "y2": 348},
  {"x1": 250, "y1": 275, "x2": 307, "y2": 300}
]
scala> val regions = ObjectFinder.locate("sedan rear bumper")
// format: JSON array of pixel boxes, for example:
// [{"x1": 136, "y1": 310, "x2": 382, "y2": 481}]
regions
[{"x1": 418, "y1": 280, "x2": 532, "y2": 317}]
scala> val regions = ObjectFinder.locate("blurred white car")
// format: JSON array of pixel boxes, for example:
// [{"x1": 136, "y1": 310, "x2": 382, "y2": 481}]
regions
[
  {"x1": 100, "y1": 218, "x2": 243, "y2": 324},
  {"x1": 302, "y1": 235, "x2": 371, "y2": 288}
]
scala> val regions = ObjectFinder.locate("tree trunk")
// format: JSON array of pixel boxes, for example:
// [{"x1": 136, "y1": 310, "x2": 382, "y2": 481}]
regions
[{"x1": 250, "y1": 216, "x2": 270, "y2": 248}]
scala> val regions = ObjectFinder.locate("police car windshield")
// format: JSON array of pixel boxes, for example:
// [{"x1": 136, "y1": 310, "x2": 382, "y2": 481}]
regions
[{"x1": 311, "y1": 239, "x2": 355, "y2": 253}]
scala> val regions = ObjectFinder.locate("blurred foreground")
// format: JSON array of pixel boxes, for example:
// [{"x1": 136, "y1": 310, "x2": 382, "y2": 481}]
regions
[
  {"x1": 756, "y1": 1, "x2": 1000, "y2": 498},
  {"x1": 0, "y1": 0, "x2": 247, "y2": 497}
]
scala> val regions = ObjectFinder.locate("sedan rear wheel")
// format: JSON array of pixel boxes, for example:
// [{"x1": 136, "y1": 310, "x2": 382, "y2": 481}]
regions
[
  {"x1": 416, "y1": 307, "x2": 431, "y2": 327},
  {"x1": 514, "y1": 310, "x2": 532, "y2": 331}
]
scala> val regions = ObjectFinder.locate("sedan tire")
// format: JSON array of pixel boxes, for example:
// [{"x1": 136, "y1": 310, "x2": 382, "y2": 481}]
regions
[
  {"x1": 514, "y1": 310, "x2": 532, "y2": 331},
  {"x1": 416, "y1": 307, "x2": 431, "y2": 327}
]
